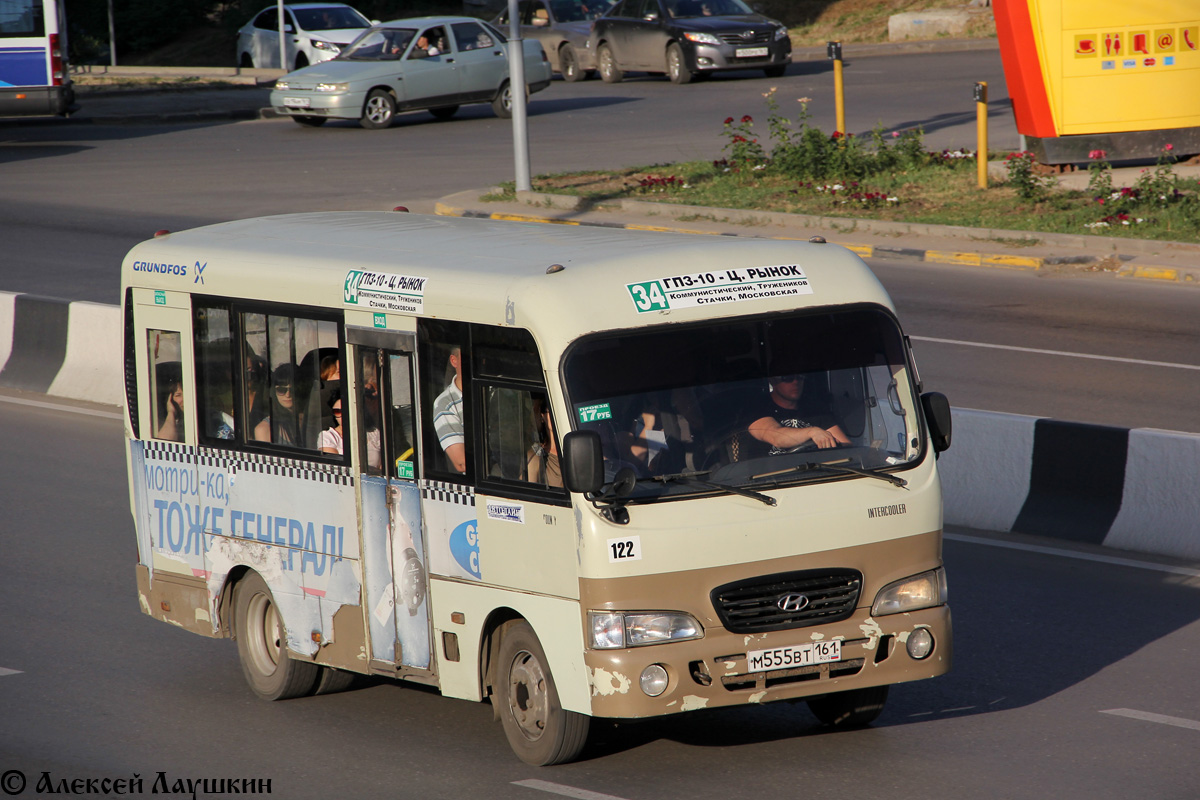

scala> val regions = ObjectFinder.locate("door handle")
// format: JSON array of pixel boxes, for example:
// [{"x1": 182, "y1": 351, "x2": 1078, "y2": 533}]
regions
[{"x1": 446, "y1": 57, "x2": 455, "y2": 63}]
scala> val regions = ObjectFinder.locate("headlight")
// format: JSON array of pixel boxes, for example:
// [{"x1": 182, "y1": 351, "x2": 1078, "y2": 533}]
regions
[
  {"x1": 683, "y1": 31, "x2": 722, "y2": 46},
  {"x1": 871, "y1": 568, "x2": 947, "y2": 616},
  {"x1": 774, "y1": 25, "x2": 789, "y2": 40},
  {"x1": 311, "y1": 40, "x2": 340, "y2": 52},
  {"x1": 274, "y1": 80, "x2": 291, "y2": 90},
  {"x1": 589, "y1": 611, "x2": 703, "y2": 649},
  {"x1": 314, "y1": 82, "x2": 349, "y2": 93}
]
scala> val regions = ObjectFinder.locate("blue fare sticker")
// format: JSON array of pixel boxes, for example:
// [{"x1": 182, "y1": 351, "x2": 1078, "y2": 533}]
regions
[{"x1": 578, "y1": 403, "x2": 613, "y2": 424}]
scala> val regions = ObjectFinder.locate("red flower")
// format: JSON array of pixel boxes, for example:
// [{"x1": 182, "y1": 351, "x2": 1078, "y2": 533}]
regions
[
  {"x1": 831, "y1": 131, "x2": 843, "y2": 139},
  {"x1": 1165, "y1": 143, "x2": 1174, "y2": 151},
  {"x1": 724, "y1": 117, "x2": 734, "y2": 124},
  {"x1": 1089, "y1": 149, "x2": 1107, "y2": 160},
  {"x1": 741, "y1": 115, "x2": 753, "y2": 123}
]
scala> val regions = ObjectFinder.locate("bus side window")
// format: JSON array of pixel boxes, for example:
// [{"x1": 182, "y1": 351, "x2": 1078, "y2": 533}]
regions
[
  {"x1": 193, "y1": 306, "x2": 236, "y2": 441},
  {"x1": 483, "y1": 388, "x2": 561, "y2": 488},
  {"x1": 147, "y1": 329, "x2": 184, "y2": 442},
  {"x1": 419, "y1": 319, "x2": 471, "y2": 480}
]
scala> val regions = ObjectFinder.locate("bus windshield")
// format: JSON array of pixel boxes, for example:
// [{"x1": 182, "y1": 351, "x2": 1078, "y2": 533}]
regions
[{"x1": 562, "y1": 307, "x2": 923, "y2": 500}]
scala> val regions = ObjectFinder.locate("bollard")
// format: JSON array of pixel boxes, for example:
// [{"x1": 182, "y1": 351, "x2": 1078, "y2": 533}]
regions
[
  {"x1": 974, "y1": 81, "x2": 988, "y2": 189},
  {"x1": 828, "y1": 41, "x2": 845, "y2": 136}
]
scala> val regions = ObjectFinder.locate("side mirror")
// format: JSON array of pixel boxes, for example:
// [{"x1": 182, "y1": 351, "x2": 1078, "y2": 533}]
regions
[
  {"x1": 563, "y1": 430, "x2": 604, "y2": 494},
  {"x1": 921, "y1": 392, "x2": 952, "y2": 453},
  {"x1": 282, "y1": 23, "x2": 294, "y2": 33}
]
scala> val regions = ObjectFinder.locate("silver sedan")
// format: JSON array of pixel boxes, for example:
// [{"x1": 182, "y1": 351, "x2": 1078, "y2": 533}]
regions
[{"x1": 269, "y1": 16, "x2": 553, "y2": 128}]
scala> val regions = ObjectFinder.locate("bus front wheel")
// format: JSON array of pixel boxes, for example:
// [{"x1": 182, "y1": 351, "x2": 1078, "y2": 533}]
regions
[
  {"x1": 234, "y1": 572, "x2": 320, "y2": 700},
  {"x1": 495, "y1": 620, "x2": 590, "y2": 765}
]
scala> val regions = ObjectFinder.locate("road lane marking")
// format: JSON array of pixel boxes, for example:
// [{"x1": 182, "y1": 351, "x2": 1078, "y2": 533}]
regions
[
  {"x1": 0, "y1": 394, "x2": 123, "y2": 420},
  {"x1": 0, "y1": 667, "x2": 22, "y2": 677},
  {"x1": 945, "y1": 533, "x2": 1200, "y2": 579},
  {"x1": 513, "y1": 780, "x2": 632, "y2": 800},
  {"x1": 1101, "y1": 708, "x2": 1200, "y2": 732},
  {"x1": 910, "y1": 336, "x2": 1200, "y2": 372}
]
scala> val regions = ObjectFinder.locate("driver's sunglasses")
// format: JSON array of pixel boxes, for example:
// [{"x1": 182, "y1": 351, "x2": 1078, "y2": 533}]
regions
[{"x1": 275, "y1": 384, "x2": 293, "y2": 396}]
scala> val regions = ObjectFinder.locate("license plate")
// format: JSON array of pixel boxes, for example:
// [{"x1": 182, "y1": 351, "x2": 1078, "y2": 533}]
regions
[
  {"x1": 736, "y1": 46, "x2": 769, "y2": 58},
  {"x1": 283, "y1": 97, "x2": 310, "y2": 109},
  {"x1": 746, "y1": 639, "x2": 841, "y2": 672}
]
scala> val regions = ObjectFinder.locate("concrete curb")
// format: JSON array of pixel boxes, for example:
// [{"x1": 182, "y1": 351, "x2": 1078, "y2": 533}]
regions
[
  {"x1": 2, "y1": 288, "x2": 1196, "y2": 564},
  {"x1": 941, "y1": 409, "x2": 1200, "y2": 561},
  {"x1": 435, "y1": 191, "x2": 1200, "y2": 286}
]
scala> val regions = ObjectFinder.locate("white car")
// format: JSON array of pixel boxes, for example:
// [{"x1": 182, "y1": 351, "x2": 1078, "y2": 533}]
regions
[
  {"x1": 269, "y1": 17, "x2": 553, "y2": 129},
  {"x1": 237, "y1": 3, "x2": 372, "y2": 71}
]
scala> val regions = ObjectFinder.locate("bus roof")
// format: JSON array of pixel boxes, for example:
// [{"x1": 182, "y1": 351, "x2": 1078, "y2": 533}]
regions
[{"x1": 122, "y1": 212, "x2": 895, "y2": 352}]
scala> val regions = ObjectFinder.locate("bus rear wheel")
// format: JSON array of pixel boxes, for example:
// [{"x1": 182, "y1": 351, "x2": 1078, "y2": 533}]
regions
[
  {"x1": 807, "y1": 685, "x2": 889, "y2": 728},
  {"x1": 234, "y1": 572, "x2": 320, "y2": 700},
  {"x1": 495, "y1": 620, "x2": 590, "y2": 765}
]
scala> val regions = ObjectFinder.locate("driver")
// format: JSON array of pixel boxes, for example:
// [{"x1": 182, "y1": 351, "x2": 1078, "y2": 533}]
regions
[{"x1": 747, "y1": 373, "x2": 849, "y2": 453}]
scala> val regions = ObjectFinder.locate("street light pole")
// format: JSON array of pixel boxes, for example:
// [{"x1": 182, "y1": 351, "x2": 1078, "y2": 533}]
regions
[{"x1": 507, "y1": 0, "x2": 532, "y2": 192}]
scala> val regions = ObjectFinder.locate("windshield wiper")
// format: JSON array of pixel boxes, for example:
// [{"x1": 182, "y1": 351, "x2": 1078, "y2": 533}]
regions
[
  {"x1": 652, "y1": 470, "x2": 777, "y2": 507},
  {"x1": 752, "y1": 458, "x2": 908, "y2": 488}
]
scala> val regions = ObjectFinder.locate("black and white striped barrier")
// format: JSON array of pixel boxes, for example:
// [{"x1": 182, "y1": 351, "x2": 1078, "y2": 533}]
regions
[
  {"x1": 0, "y1": 291, "x2": 123, "y2": 406},
  {"x1": 941, "y1": 409, "x2": 1200, "y2": 561},
  {"x1": 3, "y1": 291, "x2": 1197, "y2": 561}
]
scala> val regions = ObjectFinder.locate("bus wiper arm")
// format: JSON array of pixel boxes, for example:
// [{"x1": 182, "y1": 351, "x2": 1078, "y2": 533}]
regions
[
  {"x1": 653, "y1": 471, "x2": 777, "y2": 507},
  {"x1": 752, "y1": 460, "x2": 908, "y2": 488}
]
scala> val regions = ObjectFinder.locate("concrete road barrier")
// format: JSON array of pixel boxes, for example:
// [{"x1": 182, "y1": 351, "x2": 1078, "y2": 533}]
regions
[
  {"x1": 0, "y1": 291, "x2": 123, "y2": 406},
  {"x1": 941, "y1": 409, "x2": 1200, "y2": 560},
  {"x1": 2, "y1": 290, "x2": 1196, "y2": 561}
]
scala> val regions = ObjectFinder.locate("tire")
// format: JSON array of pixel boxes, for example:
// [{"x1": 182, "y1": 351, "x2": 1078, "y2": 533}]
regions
[
  {"x1": 666, "y1": 42, "x2": 692, "y2": 84},
  {"x1": 292, "y1": 115, "x2": 326, "y2": 127},
  {"x1": 312, "y1": 666, "x2": 358, "y2": 695},
  {"x1": 361, "y1": 89, "x2": 396, "y2": 129},
  {"x1": 559, "y1": 43, "x2": 584, "y2": 82},
  {"x1": 234, "y1": 572, "x2": 321, "y2": 701},
  {"x1": 598, "y1": 43, "x2": 623, "y2": 84},
  {"x1": 492, "y1": 81, "x2": 525, "y2": 119},
  {"x1": 294, "y1": 53, "x2": 309, "y2": 70},
  {"x1": 807, "y1": 685, "x2": 889, "y2": 728},
  {"x1": 763, "y1": 64, "x2": 787, "y2": 79},
  {"x1": 429, "y1": 105, "x2": 459, "y2": 121},
  {"x1": 495, "y1": 621, "x2": 590, "y2": 766}
]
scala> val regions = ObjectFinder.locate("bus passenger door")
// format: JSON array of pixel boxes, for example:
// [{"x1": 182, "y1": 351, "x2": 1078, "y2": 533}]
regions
[{"x1": 351, "y1": 335, "x2": 432, "y2": 672}]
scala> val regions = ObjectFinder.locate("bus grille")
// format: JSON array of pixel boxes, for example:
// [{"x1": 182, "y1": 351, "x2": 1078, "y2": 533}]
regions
[{"x1": 711, "y1": 569, "x2": 862, "y2": 633}]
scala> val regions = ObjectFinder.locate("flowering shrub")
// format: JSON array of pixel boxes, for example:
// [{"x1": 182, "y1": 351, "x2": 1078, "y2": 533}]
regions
[
  {"x1": 720, "y1": 114, "x2": 766, "y2": 173},
  {"x1": 799, "y1": 181, "x2": 900, "y2": 207},
  {"x1": 636, "y1": 174, "x2": 688, "y2": 193},
  {"x1": 1004, "y1": 151, "x2": 1053, "y2": 200}
]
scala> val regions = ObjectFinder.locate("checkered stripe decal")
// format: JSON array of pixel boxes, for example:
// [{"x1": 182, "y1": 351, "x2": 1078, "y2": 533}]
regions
[
  {"x1": 421, "y1": 479, "x2": 476, "y2": 507},
  {"x1": 141, "y1": 440, "x2": 353, "y2": 486}
]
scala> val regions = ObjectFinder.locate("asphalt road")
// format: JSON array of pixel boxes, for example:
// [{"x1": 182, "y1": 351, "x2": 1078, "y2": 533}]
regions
[{"x1": 1, "y1": 395, "x2": 1198, "y2": 799}]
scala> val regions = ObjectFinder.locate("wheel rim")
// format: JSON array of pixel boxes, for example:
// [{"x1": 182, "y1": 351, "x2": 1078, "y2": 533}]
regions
[
  {"x1": 669, "y1": 49, "x2": 680, "y2": 79},
  {"x1": 245, "y1": 592, "x2": 282, "y2": 677},
  {"x1": 507, "y1": 649, "x2": 550, "y2": 742},
  {"x1": 562, "y1": 49, "x2": 576, "y2": 78},
  {"x1": 366, "y1": 96, "x2": 391, "y2": 124},
  {"x1": 502, "y1": 86, "x2": 513, "y2": 112},
  {"x1": 600, "y1": 48, "x2": 613, "y2": 78}
]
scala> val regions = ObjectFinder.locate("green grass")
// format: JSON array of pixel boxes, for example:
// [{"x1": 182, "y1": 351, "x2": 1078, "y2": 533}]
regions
[{"x1": 498, "y1": 155, "x2": 1200, "y2": 244}]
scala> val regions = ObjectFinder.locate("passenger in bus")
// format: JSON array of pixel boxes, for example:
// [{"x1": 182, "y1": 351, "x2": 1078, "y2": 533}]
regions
[
  {"x1": 156, "y1": 374, "x2": 185, "y2": 442},
  {"x1": 255, "y1": 364, "x2": 302, "y2": 446},
  {"x1": 318, "y1": 390, "x2": 344, "y2": 455},
  {"x1": 360, "y1": 356, "x2": 384, "y2": 472},
  {"x1": 526, "y1": 396, "x2": 562, "y2": 488},
  {"x1": 433, "y1": 346, "x2": 466, "y2": 472},
  {"x1": 747, "y1": 373, "x2": 850, "y2": 454}
]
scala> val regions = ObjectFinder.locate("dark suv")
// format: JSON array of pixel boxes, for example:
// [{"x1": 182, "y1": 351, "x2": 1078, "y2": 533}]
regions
[{"x1": 589, "y1": 0, "x2": 791, "y2": 84}]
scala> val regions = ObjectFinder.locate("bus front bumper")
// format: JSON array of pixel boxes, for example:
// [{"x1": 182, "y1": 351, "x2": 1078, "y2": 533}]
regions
[{"x1": 583, "y1": 604, "x2": 951, "y2": 718}]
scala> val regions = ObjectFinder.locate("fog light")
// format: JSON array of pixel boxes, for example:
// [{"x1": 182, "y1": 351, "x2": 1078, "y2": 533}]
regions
[
  {"x1": 906, "y1": 628, "x2": 934, "y2": 660},
  {"x1": 697, "y1": 57, "x2": 713, "y2": 66},
  {"x1": 640, "y1": 664, "x2": 668, "y2": 697}
]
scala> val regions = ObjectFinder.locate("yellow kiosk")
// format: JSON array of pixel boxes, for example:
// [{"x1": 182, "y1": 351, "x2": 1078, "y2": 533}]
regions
[{"x1": 994, "y1": 0, "x2": 1200, "y2": 162}]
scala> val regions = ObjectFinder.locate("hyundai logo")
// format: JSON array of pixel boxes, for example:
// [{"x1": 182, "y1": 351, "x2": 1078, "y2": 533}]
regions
[{"x1": 777, "y1": 593, "x2": 810, "y2": 612}]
